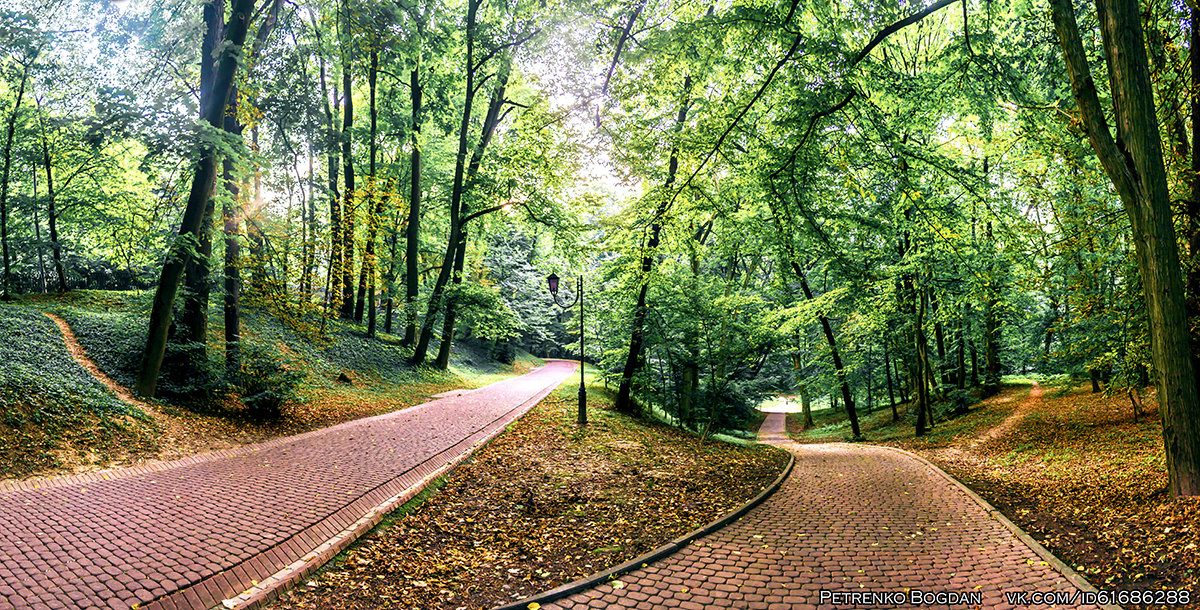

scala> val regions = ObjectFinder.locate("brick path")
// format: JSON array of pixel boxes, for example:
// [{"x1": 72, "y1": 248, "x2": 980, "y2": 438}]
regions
[
  {"x1": 546, "y1": 412, "x2": 1095, "y2": 609},
  {"x1": 0, "y1": 360, "x2": 577, "y2": 610}
]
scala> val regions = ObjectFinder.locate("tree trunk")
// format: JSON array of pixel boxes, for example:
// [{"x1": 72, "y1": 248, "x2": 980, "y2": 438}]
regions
[
  {"x1": 220, "y1": 85, "x2": 244, "y2": 372},
  {"x1": 956, "y1": 318, "x2": 967, "y2": 390},
  {"x1": 365, "y1": 47, "x2": 382, "y2": 337},
  {"x1": 177, "y1": 0, "x2": 226, "y2": 366},
  {"x1": 1051, "y1": 0, "x2": 1200, "y2": 496},
  {"x1": 914, "y1": 286, "x2": 930, "y2": 436},
  {"x1": 434, "y1": 227, "x2": 467, "y2": 369},
  {"x1": 792, "y1": 261, "x2": 860, "y2": 438},
  {"x1": 434, "y1": 63, "x2": 511, "y2": 369},
  {"x1": 338, "y1": 0, "x2": 356, "y2": 320},
  {"x1": 35, "y1": 106, "x2": 68, "y2": 292},
  {"x1": 412, "y1": 0, "x2": 480, "y2": 365},
  {"x1": 798, "y1": 381, "x2": 813, "y2": 429},
  {"x1": 616, "y1": 75, "x2": 690, "y2": 413},
  {"x1": 384, "y1": 186, "x2": 401, "y2": 334},
  {"x1": 135, "y1": 0, "x2": 256, "y2": 397},
  {"x1": 318, "y1": 32, "x2": 341, "y2": 314},
  {"x1": 0, "y1": 62, "x2": 29, "y2": 299},
  {"x1": 222, "y1": 151, "x2": 241, "y2": 371},
  {"x1": 403, "y1": 64, "x2": 422, "y2": 346},
  {"x1": 933, "y1": 297, "x2": 949, "y2": 387},
  {"x1": 32, "y1": 167, "x2": 45, "y2": 293},
  {"x1": 982, "y1": 221, "x2": 1002, "y2": 397},
  {"x1": 885, "y1": 347, "x2": 899, "y2": 422}
]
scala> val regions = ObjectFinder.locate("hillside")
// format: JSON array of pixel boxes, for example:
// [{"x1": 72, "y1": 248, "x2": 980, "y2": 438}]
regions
[{"x1": 0, "y1": 290, "x2": 542, "y2": 482}]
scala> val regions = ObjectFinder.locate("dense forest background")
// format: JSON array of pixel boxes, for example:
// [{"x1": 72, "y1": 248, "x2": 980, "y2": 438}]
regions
[{"x1": 4, "y1": 0, "x2": 1200, "y2": 493}]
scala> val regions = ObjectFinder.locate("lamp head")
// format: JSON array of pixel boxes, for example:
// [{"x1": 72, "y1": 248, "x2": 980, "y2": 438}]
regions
[{"x1": 547, "y1": 273, "x2": 560, "y2": 296}]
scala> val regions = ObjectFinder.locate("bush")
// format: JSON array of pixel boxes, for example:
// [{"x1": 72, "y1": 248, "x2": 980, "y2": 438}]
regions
[{"x1": 234, "y1": 341, "x2": 305, "y2": 419}]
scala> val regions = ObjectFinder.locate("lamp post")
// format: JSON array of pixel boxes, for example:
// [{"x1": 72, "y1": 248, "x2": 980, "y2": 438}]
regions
[{"x1": 547, "y1": 272, "x2": 586, "y2": 425}]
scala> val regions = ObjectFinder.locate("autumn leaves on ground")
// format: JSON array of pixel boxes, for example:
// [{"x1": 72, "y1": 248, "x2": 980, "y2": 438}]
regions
[
  {"x1": 790, "y1": 380, "x2": 1200, "y2": 599},
  {"x1": 273, "y1": 381, "x2": 786, "y2": 610},
  {"x1": 0, "y1": 288, "x2": 789, "y2": 610}
]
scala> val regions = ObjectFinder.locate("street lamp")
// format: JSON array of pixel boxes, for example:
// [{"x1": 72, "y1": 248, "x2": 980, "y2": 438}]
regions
[{"x1": 547, "y1": 272, "x2": 586, "y2": 425}]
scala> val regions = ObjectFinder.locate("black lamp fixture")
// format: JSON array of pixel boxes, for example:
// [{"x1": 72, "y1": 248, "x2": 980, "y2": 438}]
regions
[{"x1": 547, "y1": 272, "x2": 586, "y2": 425}]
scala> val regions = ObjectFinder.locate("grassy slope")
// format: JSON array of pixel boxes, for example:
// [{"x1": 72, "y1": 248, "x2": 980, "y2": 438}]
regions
[
  {"x1": 0, "y1": 301, "x2": 155, "y2": 478},
  {"x1": 3, "y1": 290, "x2": 545, "y2": 480},
  {"x1": 788, "y1": 380, "x2": 1200, "y2": 598}
]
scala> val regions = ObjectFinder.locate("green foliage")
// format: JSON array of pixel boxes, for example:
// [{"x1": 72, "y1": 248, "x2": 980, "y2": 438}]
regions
[
  {"x1": 0, "y1": 300, "x2": 152, "y2": 476},
  {"x1": 0, "y1": 302, "x2": 137, "y2": 418},
  {"x1": 234, "y1": 341, "x2": 305, "y2": 419}
]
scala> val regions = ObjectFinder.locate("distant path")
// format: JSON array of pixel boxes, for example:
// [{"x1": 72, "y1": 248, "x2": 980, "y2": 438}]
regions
[
  {"x1": 42, "y1": 312, "x2": 194, "y2": 448},
  {"x1": 0, "y1": 360, "x2": 577, "y2": 610},
  {"x1": 43, "y1": 312, "x2": 150, "y2": 410},
  {"x1": 965, "y1": 381, "x2": 1042, "y2": 453},
  {"x1": 545, "y1": 411, "x2": 1102, "y2": 609}
]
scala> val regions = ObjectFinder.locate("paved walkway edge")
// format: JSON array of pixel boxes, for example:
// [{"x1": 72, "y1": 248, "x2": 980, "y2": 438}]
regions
[
  {"x1": 129, "y1": 365, "x2": 573, "y2": 610},
  {"x1": 492, "y1": 451, "x2": 796, "y2": 610},
  {"x1": 872, "y1": 444, "x2": 1122, "y2": 610}
]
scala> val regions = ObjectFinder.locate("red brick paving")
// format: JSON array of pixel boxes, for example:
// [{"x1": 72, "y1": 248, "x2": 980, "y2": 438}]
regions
[
  {"x1": 545, "y1": 412, "x2": 1094, "y2": 609},
  {"x1": 0, "y1": 360, "x2": 577, "y2": 610}
]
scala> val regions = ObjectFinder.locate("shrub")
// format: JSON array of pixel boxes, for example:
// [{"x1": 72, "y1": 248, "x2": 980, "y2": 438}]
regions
[{"x1": 234, "y1": 341, "x2": 305, "y2": 419}]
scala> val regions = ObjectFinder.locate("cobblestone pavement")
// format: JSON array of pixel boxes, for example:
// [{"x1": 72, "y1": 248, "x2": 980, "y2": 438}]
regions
[
  {"x1": 546, "y1": 412, "x2": 1094, "y2": 610},
  {"x1": 0, "y1": 360, "x2": 577, "y2": 610}
]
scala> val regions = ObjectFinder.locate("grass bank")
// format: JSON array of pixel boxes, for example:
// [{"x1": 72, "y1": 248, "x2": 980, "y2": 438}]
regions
[{"x1": 1, "y1": 290, "x2": 542, "y2": 481}]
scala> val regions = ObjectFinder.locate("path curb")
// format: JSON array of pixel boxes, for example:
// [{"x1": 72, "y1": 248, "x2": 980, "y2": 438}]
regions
[
  {"x1": 186, "y1": 369, "x2": 570, "y2": 610},
  {"x1": 872, "y1": 444, "x2": 1122, "y2": 610},
  {"x1": 491, "y1": 451, "x2": 795, "y2": 610}
]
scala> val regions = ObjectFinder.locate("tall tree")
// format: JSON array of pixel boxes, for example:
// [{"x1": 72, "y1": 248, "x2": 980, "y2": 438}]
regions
[
  {"x1": 1050, "y1": 0, "x2": 1200, "y2": 496},
  {"x1": 614, "y1": 76, "x2": 690, "y2": 413},
  {"x1": 135, "y1": 0, "x2": 258, "y2": 397}
]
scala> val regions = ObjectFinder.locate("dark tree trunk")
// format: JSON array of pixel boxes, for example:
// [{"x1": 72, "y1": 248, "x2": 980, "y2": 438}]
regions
[
  {"x1": 616, "y1": 76, "x2": 691, "y2": 413},
  {"x1": 956, "y1": 319, "x2": 967, "y2": 390},
  {"x1": 339, "y1": 0, "x2": 355, "y2": 320},
  {"x1": 434, "y1": 65, "x2": 511, "y2": 369},
  {"x1": 384, "y1": 185, "x2": 400, "y2": 334},
  {"x1": 177, "y1": 0, "x2": 226, "y2": 366},
  {"x1": 318, "y1": 35, "x2": 341, "y2": 314},
  {"x1": 933, "y1": 297, "x2": 949, "y2": 387},
  {"x1": 1051, "y1": 0, "x2": 1200, "y2": 496},
  {"x1": 914, "y1": 286, "x2": 930, "y2": 436},
  {"x1": 982, "y1": 220, "x2": 1002, "y2": 397},
  {"x1": 403, "y1": 64, "x2": 422, "y2": 346},
  {"x1": 136, "y1": 0, "x2": 256, "y2": 397},
  {"x1": 885, "y1": 347, "x2": 899, "y2": 422},
  {"x1": 0, "y1": 62, "x2": 29, "y2": 299},
  {"x1": 37, "y1": 115, "x2": 67, "y2": 292},
  {"x1": 792, "y1": 262, "x2": 860, "y2": 438},
  {"x1": 412, "y1": 0, "x2": 480, "y2": 366},
  {"x1": 365, "y1": 48, "x2": 382, "y2": 337},
  {"x1": 222, "y1": 151, "x2": 241, "y2": 371}
]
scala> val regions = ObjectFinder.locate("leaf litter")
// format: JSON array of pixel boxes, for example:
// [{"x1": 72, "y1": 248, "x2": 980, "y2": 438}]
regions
[{"x1": 271, "y1": 389, "x2": 788, "y2": 610}]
